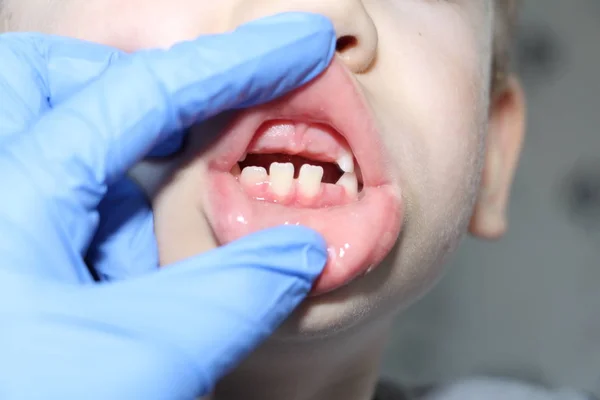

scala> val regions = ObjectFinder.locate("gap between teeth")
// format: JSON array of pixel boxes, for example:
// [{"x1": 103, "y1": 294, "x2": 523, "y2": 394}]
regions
[
  {"x1": 239, "y1": 148, "x2": 355, "y2": 174},
  {"x1": 238, "y1": 162, "x2": 358, "y2": 198}
]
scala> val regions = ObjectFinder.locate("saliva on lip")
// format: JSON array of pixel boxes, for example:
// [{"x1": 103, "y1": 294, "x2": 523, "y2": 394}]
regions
[{"x1": 282, "y1": 221, "x2": 303, "y2": 228}]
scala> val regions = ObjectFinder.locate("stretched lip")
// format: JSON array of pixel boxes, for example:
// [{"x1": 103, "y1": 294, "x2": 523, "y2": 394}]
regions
[
  {"x1": 201, "y1": 58, "x2": 402, "y2": 294},
  {"x1": 206, "y1": 59, "x2": 388, "y2": 188}
]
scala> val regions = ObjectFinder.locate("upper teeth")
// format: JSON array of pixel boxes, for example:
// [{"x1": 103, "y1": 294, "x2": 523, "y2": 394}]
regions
[{"x1": 336, "y1": 149, "x2": 354, "y2": 173}]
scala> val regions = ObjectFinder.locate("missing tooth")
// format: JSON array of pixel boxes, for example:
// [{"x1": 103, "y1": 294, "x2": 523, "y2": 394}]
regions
[{"x1": 240, "y1": 153, "x2": 343, "y2": 183}]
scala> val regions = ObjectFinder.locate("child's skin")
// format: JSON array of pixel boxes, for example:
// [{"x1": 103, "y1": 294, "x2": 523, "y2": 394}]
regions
[{"x1": 2, "y1": 1, "x2": 525, "y2": 399}]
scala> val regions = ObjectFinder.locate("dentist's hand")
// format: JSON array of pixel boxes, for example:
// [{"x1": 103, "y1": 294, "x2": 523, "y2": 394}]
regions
[{"x1": 0, "y1": 13, "x2": 335, "y2": 399}]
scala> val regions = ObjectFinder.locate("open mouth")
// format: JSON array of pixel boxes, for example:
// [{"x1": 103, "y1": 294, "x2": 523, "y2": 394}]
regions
[
  {"x1": 232, "y1": 120, "x2": 364, "y2": 208},
  {"x1": 202, "y1": 59, "x2": 403, "y2": 295}
]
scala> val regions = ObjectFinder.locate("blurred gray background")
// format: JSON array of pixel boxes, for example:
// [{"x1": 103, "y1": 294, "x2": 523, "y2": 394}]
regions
[{"x1": 382, "y1": 0, "x2": 600, "y2": 395}]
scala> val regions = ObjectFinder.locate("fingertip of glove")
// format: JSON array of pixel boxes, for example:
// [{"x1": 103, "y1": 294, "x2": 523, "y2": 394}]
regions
[{"x1": 231, "y1": 225, "x2": 328, "y2": 279}]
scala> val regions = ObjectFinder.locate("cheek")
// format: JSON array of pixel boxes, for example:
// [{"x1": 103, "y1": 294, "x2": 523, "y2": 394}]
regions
[
  {"x1": 128, "y1": 117, "x2": 232, "y2": 266},
  {"x1": 55, "y1": 0, "x2": 229, "y2": 50},
  {"x1": 367, "y1": 4, "x2": 488, "y2": 211}
]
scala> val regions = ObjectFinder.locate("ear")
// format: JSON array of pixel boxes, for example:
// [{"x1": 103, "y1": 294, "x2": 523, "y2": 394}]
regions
[{"x1": 469, "y1": 76, "x2": 526, "y2": 239}]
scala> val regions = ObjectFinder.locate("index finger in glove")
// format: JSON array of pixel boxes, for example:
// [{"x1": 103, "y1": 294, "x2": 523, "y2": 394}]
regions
[
  {"x1": 0, "y1": 13, "x2": 335, "y2": 280},
  {"x1": 0, "y1": 34, "x2": 122, "y2": 139},
  {"x1": 0, "y1": 33, "x2": 189, "y2": 156},
  {"x1": 35, "y1": 12, "x2": 335, "y2": 185}
]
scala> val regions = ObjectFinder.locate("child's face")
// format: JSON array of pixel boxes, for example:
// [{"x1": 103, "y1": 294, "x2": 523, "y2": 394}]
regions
[{"x1": 42, "y1": 0, "x2": 525, "y2": 335}]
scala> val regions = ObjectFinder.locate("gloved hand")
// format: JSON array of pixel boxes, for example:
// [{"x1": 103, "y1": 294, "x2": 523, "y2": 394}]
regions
[{"x1": 0, "y1": 13, "x2": 335, "y2": 399}]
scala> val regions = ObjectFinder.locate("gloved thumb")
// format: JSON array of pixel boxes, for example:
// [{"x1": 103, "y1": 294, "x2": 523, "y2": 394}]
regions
[
  {"x1": 86, "y1": 177, "x2": 159, "y2": 281},
  {"x1": 73, "y1": 226, "x2": 325, "y2": 397},
  {"x1": 0, "y1": 226, "x2": 326, "y2": 399}
]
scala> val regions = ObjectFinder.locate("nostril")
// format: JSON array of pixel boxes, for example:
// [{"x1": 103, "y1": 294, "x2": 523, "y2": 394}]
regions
[{"x1": 336, "y1": 35, "x2": 359, "y2": 53}]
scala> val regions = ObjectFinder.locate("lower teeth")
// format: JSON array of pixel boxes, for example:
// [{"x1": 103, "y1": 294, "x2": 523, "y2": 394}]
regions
[
  {"x1": 233, "y1": 161, "x2": 360, "y2": 200},
  {"x1": 336, "y1": 172, "x2": 358, "y2": 197}
]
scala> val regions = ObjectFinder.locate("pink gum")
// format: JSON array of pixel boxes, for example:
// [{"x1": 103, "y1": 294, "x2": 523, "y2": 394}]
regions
[
  {"x1": 238, "y1": 179, "x2": 353, "y2": 208},
  {"x1": 247, "y1": 121, "x2": 350, "y2": 161}
]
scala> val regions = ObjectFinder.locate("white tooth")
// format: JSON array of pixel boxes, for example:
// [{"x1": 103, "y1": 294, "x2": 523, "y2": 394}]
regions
[
  {"x1": 298, "y1": 164, "x2": 324, "y2": 198},
  {"x1": 239, "y1": 153, "x2": 247, "y2": 162},
  {"x1": 336, "y1": 172, "x2": 358, "y2": 197},
  {"x1": 240, "y1": 166, "x2": 268, "y2": 186},
  {"x1": 336, "y1": 150, "x2": 355, "y2": 173},
  {"x1": 269, "y1": 162, "x2": 295, "y2": 197}
]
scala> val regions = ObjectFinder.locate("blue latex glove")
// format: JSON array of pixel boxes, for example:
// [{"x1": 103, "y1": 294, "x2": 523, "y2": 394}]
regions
[{"x1": 0, "y1": 13, "x2": 335, "y2": 399}]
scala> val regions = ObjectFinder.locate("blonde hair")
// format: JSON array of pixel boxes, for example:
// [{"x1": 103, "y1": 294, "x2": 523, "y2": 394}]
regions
[{"x1": 492, "y1": 0, "x2": 519, "y2": 94}]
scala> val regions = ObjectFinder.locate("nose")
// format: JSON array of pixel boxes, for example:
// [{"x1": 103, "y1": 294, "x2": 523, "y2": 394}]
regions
[
  {"x1": 229, "y1": 1, "x2": 379, "y2": 73},
  {"x1": 320, "y1": 1, "x2": 378, "y2": 72}
]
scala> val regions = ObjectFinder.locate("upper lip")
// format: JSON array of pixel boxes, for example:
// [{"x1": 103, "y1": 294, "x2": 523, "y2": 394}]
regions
[{"x1": 206, "y1": 58, "x2": 389, "y2": 187}]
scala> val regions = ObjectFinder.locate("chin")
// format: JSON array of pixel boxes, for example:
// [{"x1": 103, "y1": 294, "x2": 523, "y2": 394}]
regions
[
  {"x1": 268, "y1": 242, "x2": 430, "y2": 341},
  {"x1": 270, "y1": 209, "x2": 471, "y2": 342},
  {"x1": 131, "y1": 59, "x2": 468, "y2": 344}
]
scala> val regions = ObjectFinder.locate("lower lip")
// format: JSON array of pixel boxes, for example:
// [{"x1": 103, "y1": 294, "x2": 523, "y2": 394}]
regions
[{"x1": 204, "y1": 170, "x2": 403, "y2": 295}]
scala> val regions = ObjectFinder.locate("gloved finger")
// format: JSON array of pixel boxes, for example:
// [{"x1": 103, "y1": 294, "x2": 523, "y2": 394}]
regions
[
  {"x1": 3, "y1": 226, "x2": 327, "y2": 398},
  {"x1": 0, "y1": 34, "x2": 123, "y2": 139},
  {"x1": 86, "y1": 177, "x2": 159, "y2": 281},
  {"x1": 40, "y1": 35, "x2": 125, "y2": 106},
  {"x1": 42, "y1": 35, "x2": 187, "y2": 157},
  {"x1": 89, "y1": 226, "x2": 327, "y2": 394},
  {"x1": 1, "y1": 12, "x2": 335, "y2": 255},
  {"x1": 0, "y1": 33, "x2": 190, "y2": 156}
]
